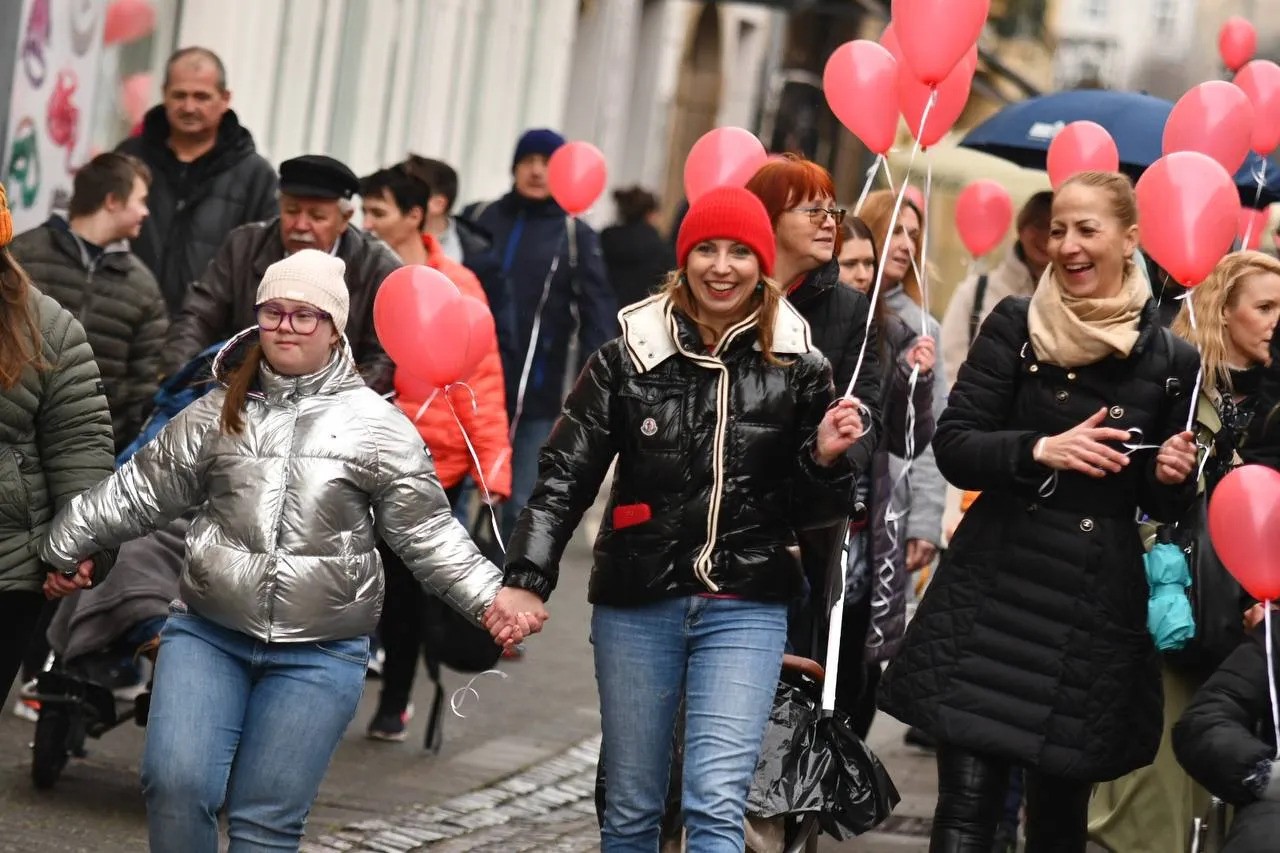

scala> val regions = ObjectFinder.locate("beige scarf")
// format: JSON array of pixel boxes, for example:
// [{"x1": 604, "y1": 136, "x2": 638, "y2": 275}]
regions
[{"x1": 1027, "y1": 265, "x2": 1148, "y2": 368}]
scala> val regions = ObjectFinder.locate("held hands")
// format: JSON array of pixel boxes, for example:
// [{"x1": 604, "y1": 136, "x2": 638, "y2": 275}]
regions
[
  {"x1": 482, "y1": 587, "x2": 549, "y2": 650},
  {"x1": 815, "y1": 398, "x2": 865, "y2": 466},
  {"x1": 905, "y1": 539, "x2": 938, "y2": 572},
  {"x1": 1155, "y1": 431, "x2": 1197, "y2": 485},
  {"x1": 1032, "y1": 408, "x2": 1132, "y2": 478},
  {"x1": 43, "y1": 559, "x2": 94, "y2": 600},
  {"x1": 903, "y1": 336, "x2": 936, "y2": 375}
]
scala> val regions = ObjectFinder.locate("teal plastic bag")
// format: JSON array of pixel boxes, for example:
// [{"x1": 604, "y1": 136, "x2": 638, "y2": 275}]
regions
[{"x1": 1145, "y1": 541, "x2": 1196, "y2": 651}]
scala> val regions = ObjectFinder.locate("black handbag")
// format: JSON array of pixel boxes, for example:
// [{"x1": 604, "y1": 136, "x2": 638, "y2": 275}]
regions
[{"x1": 1166, "y1": 495, "x2": 1247, "y2": 675}]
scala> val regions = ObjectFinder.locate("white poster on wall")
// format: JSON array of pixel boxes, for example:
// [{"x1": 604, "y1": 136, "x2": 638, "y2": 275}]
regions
[{"x1": 2, "y1": 0, "x2": 107, "y2": 234}]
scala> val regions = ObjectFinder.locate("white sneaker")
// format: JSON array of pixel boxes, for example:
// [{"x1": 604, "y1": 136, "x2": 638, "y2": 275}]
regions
[{"x1": 12, "y1": 698, "x2": 39, "y2": 722}]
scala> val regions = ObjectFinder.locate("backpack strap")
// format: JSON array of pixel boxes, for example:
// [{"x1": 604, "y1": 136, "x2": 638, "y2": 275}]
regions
[{"x1": 968, "y1": 274, "x2": 989, "y2": 343}]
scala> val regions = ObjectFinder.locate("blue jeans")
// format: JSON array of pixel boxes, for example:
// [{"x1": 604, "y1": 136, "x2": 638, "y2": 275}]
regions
[
  {"x1": 501, "y1": 416, "x2": 556, "y2": 539},
  {"x1": 593, "y1": 596, "x2": 787, "y2": 852},
  {"x1": 141, "y1": 611, "x2": 368, "y2": 852}
]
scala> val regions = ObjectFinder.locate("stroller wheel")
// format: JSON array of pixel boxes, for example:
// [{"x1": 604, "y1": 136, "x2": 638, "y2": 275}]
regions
[{"x1": 31, "y1": 707, "x2": 72, "y2": 790}]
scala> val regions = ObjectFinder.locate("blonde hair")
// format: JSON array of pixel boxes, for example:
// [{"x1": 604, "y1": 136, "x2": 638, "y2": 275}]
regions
[
  {"x1": 660, "y1": 270, "x2": 789, "y2": 366},
  {"x1": 1173, "y1": 251, "x2": 1280, "y2": 395},
  {"x1": 860, "y1": 190, "x2": 925, "y2": 306}
]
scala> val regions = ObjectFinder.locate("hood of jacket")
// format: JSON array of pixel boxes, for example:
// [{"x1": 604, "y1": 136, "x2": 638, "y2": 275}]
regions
[{"x1": 138, "y1": 105, "x2": 258, "y2": 178}]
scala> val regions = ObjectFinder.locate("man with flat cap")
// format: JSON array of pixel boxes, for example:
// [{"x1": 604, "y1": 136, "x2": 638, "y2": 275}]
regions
[{"x1": 164, "y1": 154, "x2": 400, "y2": 390}]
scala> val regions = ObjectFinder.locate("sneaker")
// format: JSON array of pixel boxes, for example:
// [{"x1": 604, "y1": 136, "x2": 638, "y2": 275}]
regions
[
  {"x1": 366, "y1": 704, "x2": 414, "y2": 742},
  {"x1": 11, "y1": 698, "x2": 39, "y2": 722},
  {"x1": 366, "y1": 646, "x2": 385, "y2": 679}
]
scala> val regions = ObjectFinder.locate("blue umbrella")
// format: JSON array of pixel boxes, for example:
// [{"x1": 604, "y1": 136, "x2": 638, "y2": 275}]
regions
[{"x1": 960, "y1": 89, "x2": 1280, "y2": 208}]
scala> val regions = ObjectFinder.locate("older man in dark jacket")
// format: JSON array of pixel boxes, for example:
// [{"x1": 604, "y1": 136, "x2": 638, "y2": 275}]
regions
[
  {"x1": 116, "y1": 48, "x2": 277, "y2": 315},
  {"x1": 164, "y1": 155, "x2": 399, "y2": 392},
  {"x1": 10, "y1": 152, "x2": 168, "y2": 452}
]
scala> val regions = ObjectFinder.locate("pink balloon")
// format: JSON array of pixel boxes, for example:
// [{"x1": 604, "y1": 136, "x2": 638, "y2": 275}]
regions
[
  {"x1": 823, "y1": 40, "x2": 899, "y2": 156},
  {"x1": 955, "y1": 180, "x2": 1013, "y2": 257},
  {"x1": 683, "y1": 128, "x2": 768, "y2": 203},
  {"x1": 1239, "y1": 206, "x2": 1269, "y2": 250},
  {"x1": 547, "y1": 141, "x2": 607, "y2": 216},
  {"x1": 904, "y1": 185, "x2": 925, "y2": 213},
  {"x1": 890, "y1": 0, "x2": 990, "y2": 87},
  {"x1": 1234, "y1": 60, "x2": 1280, "y2": 156},
  {"x1": 1163, "y1": 81, "x2": 1255, "y2": 175},
  {"x1": 373, "y1": 266, "x2": 478, "y2": 388},
  {"x1": 104, "y1": 0, "x2": 156, "y2": 46},
  {"x1": 120, "y1": 73, "x2": 152, "y2": 126},
  {"x1": 1209, "y1": 465, "x2": 1280, "y2": 601},
  {"x1": 1219, "y1": 16, "x2": 1258, "y2": 73},
  {"x1": 1135, "y1": 152, "x2": 1239, "y2": 287},
  {"x1": 458, "y1": 295, "x2": 497, "y2": 382},
  {"x1": 1047, "y1": 122, "x2": 1119, "y2": 188},
  {"x1": 898, "y1": 45, "x2": 976, "y2": 147}
]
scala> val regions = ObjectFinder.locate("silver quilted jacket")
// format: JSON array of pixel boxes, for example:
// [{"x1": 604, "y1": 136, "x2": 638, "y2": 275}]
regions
[{"x1": 42, "y1": 335, "x2": 503, "y2": 643}]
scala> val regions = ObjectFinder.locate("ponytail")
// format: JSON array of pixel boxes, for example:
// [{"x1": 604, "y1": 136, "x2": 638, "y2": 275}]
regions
[{"x1": 219, "y1": 344, "x2": 264, "y2": 435}]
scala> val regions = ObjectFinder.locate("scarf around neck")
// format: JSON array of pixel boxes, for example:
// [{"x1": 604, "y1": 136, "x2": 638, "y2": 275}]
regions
[{"x1": 1027, "y1": 265, "x2": 1149, "y2": 368}]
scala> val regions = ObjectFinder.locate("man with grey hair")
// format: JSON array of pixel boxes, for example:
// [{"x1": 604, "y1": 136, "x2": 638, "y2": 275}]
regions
[
  {"x1": 117, "y1": 47, "x2": 277, "y2": 315},
  {"x1": 165, "y1": 155, "x2": 400, "y2": 392}
]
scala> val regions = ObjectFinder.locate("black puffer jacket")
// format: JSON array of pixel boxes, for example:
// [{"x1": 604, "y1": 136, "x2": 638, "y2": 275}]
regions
[
  {"x1": 1174, "y1": 625, "x2": 1280, "y2": 853},
  {"x1": 118, "y1": 107, "x2": 278, "y2": 315},
  {"x1": 9, "y1": 219, "x2": 168, "y2": 450},
  {"x1": 163, "y1": 220, "x2": 399, "y2": 392},
  {"x1": 505, "y1": 295, "x2": 855, "y2": 604},
  {"x1": 879, "y1": 294, "x2": 1200, "y2": 782}
]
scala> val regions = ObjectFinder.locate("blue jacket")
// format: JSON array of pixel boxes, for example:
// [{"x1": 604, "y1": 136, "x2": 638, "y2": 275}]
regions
[{"x1": 465, "y1": 191, "x2": 615, "y2": 422}]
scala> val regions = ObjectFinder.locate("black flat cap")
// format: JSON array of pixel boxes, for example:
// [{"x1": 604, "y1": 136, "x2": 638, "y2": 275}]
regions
[{"x1": 278, "y1": 155, "x2": 359, "y2": 200}]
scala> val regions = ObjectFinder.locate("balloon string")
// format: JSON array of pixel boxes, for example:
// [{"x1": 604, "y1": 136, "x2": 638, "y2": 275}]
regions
[
  {"x1": 1266, "y1": 605, "x2": 1280, "y2": 759},
  {"x1": 1183, "y1": 296, "x2": 1203, "y2": 435},
  {"x1": 919, "y1": 149, "x2": 935, "y2": 336},
  {"x1": 509, "y1": 227, "x2": 569, "y2": 442},
  {"x1": 442, "y1": 384, "x2": 506, "y2": 555},
  {"x1": 820, "y1": 526, "x2": 850, "y2": 715},
  {"x1": 879, "y1": 154, "x2": 897, "y2": 194},
  {"x1": 1243, "y1": 160, "x2": 1268, "y2": 250},
  {"x1": 412, "y1": 389, "x2": 440, "y2": 425},
  {"x1": 853, "y1": 154, "x2": 883, "y2": 217},
  {"x1": 842, "y1": 89, "x2": 936, "y2": 400},
  {"x1": 450, "y1": 669, "x2": 508, "y2": 719}
]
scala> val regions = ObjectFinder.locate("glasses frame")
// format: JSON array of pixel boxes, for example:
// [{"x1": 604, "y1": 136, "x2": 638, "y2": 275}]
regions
[
  {"x1": 254, "y1": 302, "x2": 333, "y2": 336},
  {"x1": 789, "y1": 206, "x2": 847, "y2": 226}
]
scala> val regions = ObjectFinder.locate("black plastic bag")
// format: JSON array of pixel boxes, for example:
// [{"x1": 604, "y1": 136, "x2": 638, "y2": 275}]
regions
[{"x1": 747, "y1": 674, "x2": 899, "y2": 840}]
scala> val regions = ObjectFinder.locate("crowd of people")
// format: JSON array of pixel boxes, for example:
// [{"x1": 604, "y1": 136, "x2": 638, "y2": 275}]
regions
[{"x1": 4, "y1": 41, "x2": 1280, "y2": 853}]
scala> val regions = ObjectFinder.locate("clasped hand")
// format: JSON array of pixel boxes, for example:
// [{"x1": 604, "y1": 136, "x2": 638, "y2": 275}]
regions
[
  {"x1": 43, "y1": 559, "x2": 94, "y2": 600},
  {"x1": 482, "y1": 587, "x2": 550, "y2": 649},
  {"x1": 815, "y1": 397, "x2": 865, "y2": 466}
]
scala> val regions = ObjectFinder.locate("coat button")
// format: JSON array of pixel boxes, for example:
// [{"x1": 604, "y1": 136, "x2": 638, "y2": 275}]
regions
[
  {"x1": 1080, "y1": 518, "x2": 1095, "y2": 532},
  {"x1": 1067, "y1": 371, "x2": 1077, "y2": 381},
  {"x1": 1055, "y1": 390, "x2": 1069, "y2": 403},
  {"x1": 1109, "y1": 406, "x2": 1125, "y2": 419},
  {"x1": 1029, "y1": 364, "x2": 1040, "y2": 374}
]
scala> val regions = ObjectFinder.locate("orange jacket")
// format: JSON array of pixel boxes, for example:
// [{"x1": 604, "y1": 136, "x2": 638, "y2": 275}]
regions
[{"x1": 394, "y1": 233, "x2": 512, "y2": 496}]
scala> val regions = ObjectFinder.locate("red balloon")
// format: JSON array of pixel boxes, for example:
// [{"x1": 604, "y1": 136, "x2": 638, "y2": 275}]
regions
[
  {"x1": 1135, "y1": 152, "x2": 1239, "y2": 287},
  {"x1": 547, "y1": 141, "x2": 607, "y2": 216},
  {"x1": 1235, "y1": 61, "x2": 1280, "y2": 156},
  {"x1": 1219, "y1": 16, "x2": 1258, "y2": 73},
  {"x1": 120, "y1": 73, "x2": 152, "y2": 126},
  {"x1": 458, "y1": 295, "x2": 497, "y2": 382},
  {"x1": 890, "y1": 0, "x2": 989, "y2": 87},
  {"x1": 955, "y1": 180, "x2": 1013, "y2": 257},
  {"x1": 823, "y1": 41, "x2": 899, "y2": 156},
  {"x1": 1163, "y1": 81, "x2": 1255, "y2": 176},
  {"x1": 1047, "y1": 121, "x2": 1119, "y2": 188},
  {"x1": 373, "y1": 266, "x2": 477, "y2": 388},
  {"x1": 104, "y1": 0, "x2": 156, "y2": 46},
  {"x1": 1209, "y1": 465, "x2": 1280, "y2": 601},
  {"x1": 904, "y1": 184, "x2": 926, "y2": 213},
  {"x1": 1239, "y1": 206, "x2": 1269, "y2": 250},
  {"x1": 683, "y1": 128, "x2": 768, "y2": 203},
  {"x1": 898, "y1": 45, "x2": 976, "y2": 147}
]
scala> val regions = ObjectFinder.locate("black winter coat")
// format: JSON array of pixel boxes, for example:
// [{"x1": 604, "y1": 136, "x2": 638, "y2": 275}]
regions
[
  {"x1": 163, "y1": 220, "x2": 399, "y2": 392},
  {"x1": 9, "y1": 220, "x2": 168, "y2": 451},
  {"x1": 600, "y1": 221, "x2": 675, "y2": 308},
  {"x1": 879, "y1": 295, "x2": 1200, "y2": 782},
  {"x1": 454, "y1": 216, "x2": 519, "y2": 382},
  {"x1": 1174, "y1": 625, "x2": 1280, "y2": 853},
  {"x1": 504, "y1": 295, "x2": 855, "y2": 605},
  {"x1": 118, "y1": 108, "x2": 278, "y2": 315}
]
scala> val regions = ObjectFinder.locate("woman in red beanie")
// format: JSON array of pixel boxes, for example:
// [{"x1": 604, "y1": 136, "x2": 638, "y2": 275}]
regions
[{"x1": 500, "y1": 186, "x2": 865, "y2": 851}]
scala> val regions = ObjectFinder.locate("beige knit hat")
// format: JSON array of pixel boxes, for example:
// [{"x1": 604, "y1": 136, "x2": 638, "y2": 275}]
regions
[{"x1": 256, "y1": 249, "x2": 349, "y2": 333}]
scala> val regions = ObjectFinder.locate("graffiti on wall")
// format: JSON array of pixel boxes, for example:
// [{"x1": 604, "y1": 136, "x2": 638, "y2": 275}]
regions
[{"x1": 3, "y1": 0, "x2": 105, "y2": 234}]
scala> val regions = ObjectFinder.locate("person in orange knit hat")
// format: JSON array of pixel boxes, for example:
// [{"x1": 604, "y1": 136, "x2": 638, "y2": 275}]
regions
[{"x1": 360, "y1": 166, "x2": 512, "y2": 741}]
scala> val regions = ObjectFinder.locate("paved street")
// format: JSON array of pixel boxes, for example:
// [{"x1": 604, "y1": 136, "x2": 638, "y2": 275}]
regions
[{"x1": 0, "y1": 519, "x2": 936, "y2": 852}]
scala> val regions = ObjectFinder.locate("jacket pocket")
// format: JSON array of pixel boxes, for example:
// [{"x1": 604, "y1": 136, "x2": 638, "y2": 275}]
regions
[
  {"x1": 617, "y1": 380, "x2": 686, "y2": 453},
  {"x1": 0, "y1": 448, "x2": 32, "y2": 532}
]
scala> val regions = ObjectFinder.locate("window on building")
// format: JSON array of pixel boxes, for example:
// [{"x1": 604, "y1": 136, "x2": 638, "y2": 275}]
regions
[
  {"x1": 1084, "y1": 0, "x2": 1108, "y2": 20},
  {"x1": 1153, "y1": 0, "x2": 1176, "y2": 36}
]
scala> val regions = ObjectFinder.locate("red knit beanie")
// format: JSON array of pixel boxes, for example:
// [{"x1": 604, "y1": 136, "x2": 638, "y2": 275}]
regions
[{"x1": 676, "y1": 186, "x2": 776, "y2": 277}]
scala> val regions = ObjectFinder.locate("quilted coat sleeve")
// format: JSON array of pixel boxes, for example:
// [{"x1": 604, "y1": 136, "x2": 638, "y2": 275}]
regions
[
  {"x1": 932, "y1": 296, "x2": 1052, "y2": 493},
  {"x1": 1137, "y1": 333, "x2": 1201, "y2": 523},
  {"x1": 370, "y1": 404, "x2": 503, "y2": 624},
  {"x1": 41, "y1": 392, "x2": 218, "y2": 572},
  {"x1": 505, "y1": 345, "x2": 622, "y2": 600},
  {"x1": 1173, "y1": 634, "x2": 1274, "y2": 806},
  {"x1": 792, "y1": 353, "x2": 857, "y2": 528}
]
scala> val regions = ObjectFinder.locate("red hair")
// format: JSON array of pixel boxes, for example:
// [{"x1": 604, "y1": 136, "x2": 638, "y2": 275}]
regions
[{"x1": 745, "y1": 154, "x2": 843, "y2": 254}]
